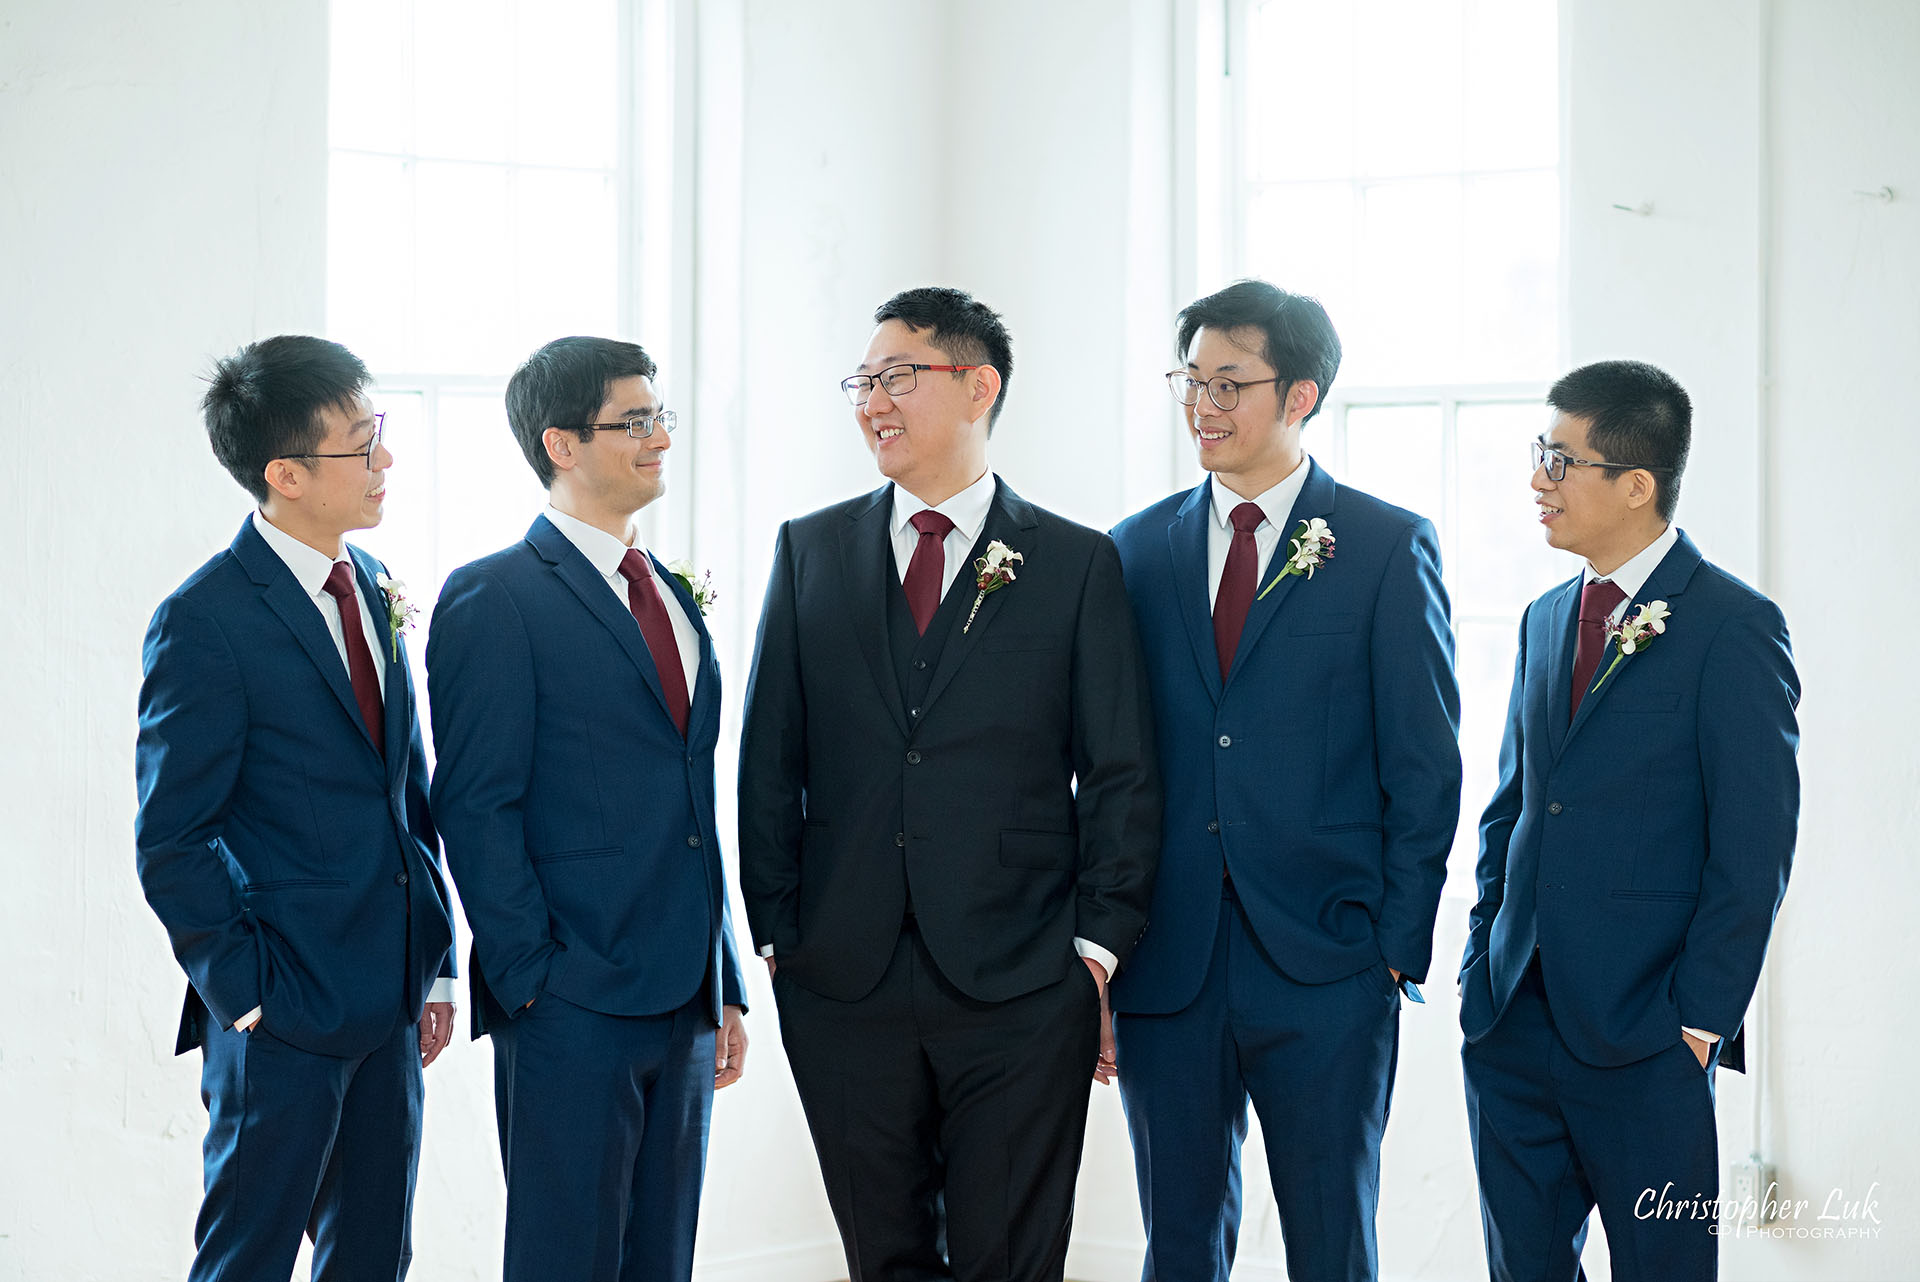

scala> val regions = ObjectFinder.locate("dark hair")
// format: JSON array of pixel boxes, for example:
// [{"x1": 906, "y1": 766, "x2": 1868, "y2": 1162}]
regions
[
  {"x1": 873, "y1": 286, "x2": 1014, "y2": 431},
  {"x1": 1547, "y1": 360, "x2": 1692, "y2": 520},
  {"x1": 201, "y1": 335, "x2": 372, "y2": 502},
  {"x1": 1176, "y1": 279, "x2": 1341, "y2": 423},
  {"x1": 506, "y1": 336, "x2": 659, "y2": 487}
]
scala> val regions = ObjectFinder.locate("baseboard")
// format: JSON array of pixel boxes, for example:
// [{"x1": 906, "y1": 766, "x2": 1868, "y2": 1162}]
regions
[{"x1": 694, "y1": 1238, "x2": 850, "y2": 1282}]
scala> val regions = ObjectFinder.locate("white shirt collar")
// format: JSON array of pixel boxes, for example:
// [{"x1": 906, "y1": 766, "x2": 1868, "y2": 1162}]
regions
[
  {"x1": 1208, "y1": 455, "x2": 1313, "y2": 533},
  {"x1": 1584, "y1": 523, "x2": 1678, "y2": 600},
  {"x1": 890, "y1": 469, "x2": 997, "y2": 544},
  {"x1": 251, "y1": 510, "x2": 350, "y2": 597},
  {"x1": 544, "y1": 504, "x2": 644, "y2": 578}
]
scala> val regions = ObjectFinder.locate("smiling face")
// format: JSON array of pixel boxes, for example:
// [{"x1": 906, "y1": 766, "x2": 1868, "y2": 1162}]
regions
[
  {"x1": 1183, "y1": 324, "x2": 1316, "y2": 500},
  {"x1": 854, "y1": 318, "x2": 995, "y2": 506},
  {"x1": 546, "y1": 374, "x2": 669, "y2": 531},
  {"x1": 1532, "y1": 410, "x2": 1662, "y2": 573},
  {"x1": 260, "y1": 395, "x2": 392, "y2": 555}
]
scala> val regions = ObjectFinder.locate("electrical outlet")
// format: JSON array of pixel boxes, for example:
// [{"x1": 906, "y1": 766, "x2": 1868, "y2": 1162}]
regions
[{"x1": 1729, "y1": 1158, "x2": 1781, "y2": 1223}]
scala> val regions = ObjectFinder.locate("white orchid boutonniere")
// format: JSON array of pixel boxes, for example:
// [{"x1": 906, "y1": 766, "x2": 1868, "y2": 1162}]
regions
[
  {"x1": 665, "y1": 559, "x2": 718, "y2": 617},
  {"x1": 1590, "y1": 600, "x2": 1671, "y2": 693},
  {"x1": 1256, "y1": 518, "x2": 1335, "y2": 600},
  {"x1": 962, "y1": 540, "x2": 1024, "y2": 634},
  {"x1": 375, "y1": 573, "x2": 420, "y2": 662}
]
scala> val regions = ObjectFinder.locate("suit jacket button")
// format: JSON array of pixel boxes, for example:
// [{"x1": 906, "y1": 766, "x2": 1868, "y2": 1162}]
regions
[
  {"x1": 895, "y1": 832, "x2": 906, "y2": 847},
  {"x1": 910, "y1": 706, "x2": 921, "y2": 718},
  {"x1": 1217, "y1": 735, "x2": 1232, "y2": 748},
  {"x1": 906, "y1": 750, "x2": 923, "y2": 765},
  {"x1": 394, "y1": 871, "x2": 409, "y2": 886},
  {"x1": 914, "y1": 659, "x2": 928, "y2": 671},
  {"x1": 1206, "y1": 820, "x2": 1220, "y2": 833},
  {"x1": 1548, "y1": 801, "x2": 1564, "y2": 815},
  {"x1": 687, "y1": 835, "x2": 702, "y2": 848}
]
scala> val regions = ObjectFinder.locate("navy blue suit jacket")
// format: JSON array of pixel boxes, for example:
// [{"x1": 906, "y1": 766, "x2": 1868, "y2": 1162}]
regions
[
  {"x1": 427, "y1": 516, "x2": 745, "y2": 1033},
  {"x1": 1458, "y1": 530, "x2": 1800, "y2": 1071},
  {"x1": 1109, "y1": 465, "x2": 1462, "y2": 1014},
  {"x1": 135, "y1": 518, "x2": 456, "y2": 1058}
]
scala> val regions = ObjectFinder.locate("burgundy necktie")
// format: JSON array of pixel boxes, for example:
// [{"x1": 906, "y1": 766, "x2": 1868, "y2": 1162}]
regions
[
  {"x1": 321, "y1": 561, "x2": 385, "y2": 756},
  {"x1": 618, "y1": 549, "x2": 690, "y2": 737},
  {"x1": 903, "y1": 509, "x2": 956, "y2": 635},
  {"x1": 1570, "y1": 578, "x2": 1628, "y2": 722},
  {"x1": 1213, "y1": 502, "x2": 1266, "y2": 680}
]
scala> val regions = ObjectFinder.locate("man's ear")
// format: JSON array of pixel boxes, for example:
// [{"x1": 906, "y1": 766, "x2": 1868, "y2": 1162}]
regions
[
  {"x1": 969, "y1": 366, "x2": 1004, "y2": 425},
  {"x1": 1624, "y1": 468, "x2": 1659, "y2": 511},
  {"x1": 262, "y1": 458, "x2": 306, "y2": 502},
  {"x1": 1285, "y1": 379, "x2": 1320, "y2": 428},
  {"x1": 544, "y1": 427, "x2": 579, "y2": 474}
]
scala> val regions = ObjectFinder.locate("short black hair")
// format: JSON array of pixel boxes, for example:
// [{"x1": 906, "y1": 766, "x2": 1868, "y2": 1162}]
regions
[
  {"x1": 1176, "y1": 279, "x2": 1341, "y2": 423},
  {"x1": 506, "y1": 336, "x2": 659, "y2": 487},
  {"x1": 873, "y1": 286, "x2": 1013, "y2": 431},
  {"x1": 1548, "y1": 360, "x2": 1692, "y2": 521},
  {"x1": 202, "y1": 335, "x2": 372, "y2": 502}
]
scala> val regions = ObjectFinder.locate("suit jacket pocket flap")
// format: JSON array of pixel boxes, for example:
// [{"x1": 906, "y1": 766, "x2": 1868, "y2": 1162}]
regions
[
  {"x1": 531, "y1": 845, "x2": 621, "y2": 864},
  {"x1": 1287, "y1": 611, "x2": 1357, "y2": 636},
  {"x1": 999, "y1": 829, "x2": 1075, "y2": 870}
]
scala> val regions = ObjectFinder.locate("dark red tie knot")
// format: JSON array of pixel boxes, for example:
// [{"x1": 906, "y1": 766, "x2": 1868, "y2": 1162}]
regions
[
  {"x1": 1580, "y1": 578, "x2": 1627, "y2": 623},
  {"x1": 1230, "y1": 502, "x2": 1265, "y2": 535},
  {"x1": 617, "y1": 548, "x2": 652, "y2": 584},
  {"x1": 910, "y1": 509, "x2": 956, "y2": 540},
  {"x1": 321, "y1": 560, "x2": 357, "y2": 603}
]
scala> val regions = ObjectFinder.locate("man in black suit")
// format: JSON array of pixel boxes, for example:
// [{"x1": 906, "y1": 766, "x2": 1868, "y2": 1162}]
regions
[{"x1": 739, "y1": 286, "x2": 1161, "y2": 1281}]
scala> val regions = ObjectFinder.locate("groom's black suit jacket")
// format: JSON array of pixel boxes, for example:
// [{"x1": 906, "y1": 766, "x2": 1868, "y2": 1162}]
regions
[{"x1": 738, "y1": 477, "x2": 1161, "y2": 1004}]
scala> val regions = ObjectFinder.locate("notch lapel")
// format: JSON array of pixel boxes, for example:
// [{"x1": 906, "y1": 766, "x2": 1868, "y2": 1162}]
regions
[
  {"x1": 1542, "y1": 576, "x2": 1583, "y2": 760},
  {"x1": 1223, "y1": 460, "x2": 1336, "y2": 691},
  {"x1": 1166, "y1": 480, "x2": 1223, "y2": 705},
  {"x1": 656, "y1": 554, "x2": 722, "y2": 743},
  {"x1": 528, "y1": 517, "x2": 680, "y2": 731},
  {"x1": 1563, "y1": 532, "x2": 1703, "y2": 749},
  {"x1": 837, "y1": 486, "x2": 911, "y2": 738},
  {"x1": 350, "y1": 547, "x2": 413, "y2": 788},
  {"x1": 916, "y1": 479, "x2": 1041, "y2": 721}
]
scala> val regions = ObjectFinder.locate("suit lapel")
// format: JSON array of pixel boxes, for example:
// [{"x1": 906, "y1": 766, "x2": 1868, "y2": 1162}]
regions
[
  {"x1": 655, "y1": 553, "x2": 721, "y2": 739},
  {"x1": 1563, "y1": 531, "x2": 1703, "y2": 748},
  {"x1": 233, "y1": 520, "x2": 382, "y2": 763},
  {"x1": 529, "y1": 516, "x2": 679, "y2": 730},
  {"x1": 1542, "y1": 576, "x2": 1583, "y2": 759},
  {"x1": 1166, "y1": 480, "x2": 1223, "y2": 705},
  {"x1": 350, "y1": 546, "x2": 412, "y2": 787},
  {"x1": 837, "y1": 486, "x2": 910, "y2": 737},
  {"x1": 1224, "y1": 460, "x2": 1337, "y2": 690},
  {"x1": 917, "y1": 479, "x2": 1041, "y2": 721}
]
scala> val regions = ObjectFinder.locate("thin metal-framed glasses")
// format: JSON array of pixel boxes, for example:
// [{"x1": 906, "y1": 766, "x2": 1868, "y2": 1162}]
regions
[
  {"x1": 564, "y1": 410, "x2": 678, "y2": 439},
  {"x1": 1165, "y1": 372, "x2": 1285, "y2": 412},
  {"x1": 841, "y1": 363, "x2": 982, "y2": 407},
  {"x1": 284, "y1": 413, "x2": 386, "y2": 471},
  {"x1": 1531, "y1": 439, "x2": 1675, "y2": 482}
]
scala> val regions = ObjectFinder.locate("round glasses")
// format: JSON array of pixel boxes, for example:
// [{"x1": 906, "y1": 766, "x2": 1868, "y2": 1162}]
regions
[
  {"x1": 1165, "y1": 372, "x2": 1285, "y2": 412},
  {"x1": 841, "y1": 363, "x2": 982, "y2": 407}
]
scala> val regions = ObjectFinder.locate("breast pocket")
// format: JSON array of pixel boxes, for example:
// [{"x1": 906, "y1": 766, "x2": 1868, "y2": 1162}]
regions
[
  {"x1": 1610, "y1": 690, "x2": 1682, "y2": 713},
  {"x1": 983, "y1": 632, "x2": 1058, "y2": 654},
  {"x1": 1287, "y1": 611, "x2": 1357, "y2": 637}
]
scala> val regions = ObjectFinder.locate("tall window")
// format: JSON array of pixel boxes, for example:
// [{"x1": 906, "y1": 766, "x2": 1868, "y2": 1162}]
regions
[
  {"x1": 1231, "y1": 0, "x2": 1565, "y2": 887},
  {"x1": 326, "y1": 0, "x2": 627, "y2": 624}
]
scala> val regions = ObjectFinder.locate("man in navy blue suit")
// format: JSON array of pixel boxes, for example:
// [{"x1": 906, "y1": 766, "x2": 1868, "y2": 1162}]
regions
[
  {"x1": 427, "y1": 336, "x2": 747, "y2": 1282},
  {"x1": 136, "y1": 335, "x2": 457, "y2": 1281},
  {"x1": 1108, "y1": 280, "x2": 1461, "y2": 1282},
  {"x1": 1459, "y1": 360, "x2": 1800, "y2": 1280}
]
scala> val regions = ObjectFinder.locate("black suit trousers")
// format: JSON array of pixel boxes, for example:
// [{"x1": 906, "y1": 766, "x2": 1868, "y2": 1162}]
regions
[{"x1": 774, "y1": 924, "x2": 1101, "y2": 1282}]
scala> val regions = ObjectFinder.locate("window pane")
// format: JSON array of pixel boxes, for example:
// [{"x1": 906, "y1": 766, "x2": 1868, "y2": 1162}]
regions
[
  {"x1": 1343, "y1": 404, "x2": 1444, "y2": 525},
  {"x1": 1464, "y1": 0, "x2": 1558, "y2": 170},
  {"x1": 329, "y1": 0, "x2": 412, "y2": 154},
  {"x1": 328, "y1": 152, "x2": 416, "y2": 372},
  {"x1": 1461, "y1": 171, "x2": 1558, "y2": 382},
  {"x1": 1245, "y1": 182, "x2": 1354, "y2": 327},
  {"x1": 1247, "y1": 0, "x2": 1355, "y2": 183},
  {"x1": 1352, "y1": 178, "x2": 1462, "y2": 385},
  {"x1": 513, "y1": 169, "x2": 619, "y2": 361},
  {"x1": 1352, "y1": 0, "x2": 1464, "y2": 177},
  {"x1": 434, "y1": 392, "x2": 548, "y2": 573},
  {"x1": 513, "y1": 0, "x2": 618, "y2": 168},
  {"x1": 414, "y1": 162, "x2": 514, "y2": 373},
  {"x1": 1455, "y1": 401, "x2": 1575, "y2": 615},
  {"x1": 412, "y1": 0, "x2": 512, "y2": 162},
  {"x1": 1449, "y1": 617, "x2": 1521, "y2": 897}
]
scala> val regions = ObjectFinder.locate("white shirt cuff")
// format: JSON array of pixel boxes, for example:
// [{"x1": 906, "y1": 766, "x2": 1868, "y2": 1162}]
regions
[
  {"x1": 426, "y1": 978, "x2": 457, "y2": 1004},
  {"x1": 1682, "y1": 1026, "x2": 1720, "y2": 1044},
  {"x1": 1074, "y1": 938, "x2": 1119, "y2": 981},
  {"x1": 235, "y1": 1006, "x2": 262, "y2": 1032},
  {"x1": 757, "y1": 944, "x2": 775, "y2": 958}
]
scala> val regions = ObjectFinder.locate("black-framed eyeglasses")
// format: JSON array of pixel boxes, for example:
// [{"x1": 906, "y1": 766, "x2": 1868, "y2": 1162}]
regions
[
  {"x1": 283, "y1": 413, "x2": 385, "y2": 471},
  {"x1": 564, "y1": 410, "x2": 678, "y2": 439},
  {"x1": 841, "y1": 363, "x2": 982, "y2": 407},
  {"x1": 1165, "y1": 371, "x2": 1286, "y2": 412},
  {"x1": 1532, "y1": 439, "x2": 1675, "y2": 482}
]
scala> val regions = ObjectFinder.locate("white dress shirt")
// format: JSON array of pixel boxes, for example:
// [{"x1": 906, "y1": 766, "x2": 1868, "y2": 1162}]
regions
[
  {"x1": 1580, "y1": 523, "x2": 1716, "y2": 1045},
  {"x1": 1206, "y1": 457, "x2": 1314, "y2": 612},
  {"x1": 543, "y1": 505, "x2": 701, "y2": 698},
  {"x1": 240, "y1": 512, "x2": 455, "y2": 1030}
]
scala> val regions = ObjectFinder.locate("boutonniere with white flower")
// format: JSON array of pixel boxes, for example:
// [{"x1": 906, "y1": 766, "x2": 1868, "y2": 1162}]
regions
[
  {"x1": 375, "y1": 573, "x2": 420, "y2": 662},
  {"x1": 962, "y1": 540, "x2": 1024, "y2": 634},
  {"x1": 1256, "y1": 518, "x2": 1335, "y2": 600},
  {"x1": 1590, "y1": 600, "x2": 1671, "y2": 693},
  {"x1": 665, "y1": 559, "x2": 718, "y2": 616}
]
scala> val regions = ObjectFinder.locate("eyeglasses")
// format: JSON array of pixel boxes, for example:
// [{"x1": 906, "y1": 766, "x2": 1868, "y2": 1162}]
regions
[
  {"x1": 284, "y1": 413, "x2": 386, "y2": 471},
  {"x1": 841, "y1": 363, "x2": 982, "y2": 407},
  {"x1": 1531, "y1": 439, "x2": 1675, "y2": 482},
  {"x1": 1165, "y1": 372, "x2": 1285, "y2": 412},
  {"x1": 563, "y1": 410, "x2": 678, "y2": 439}
]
